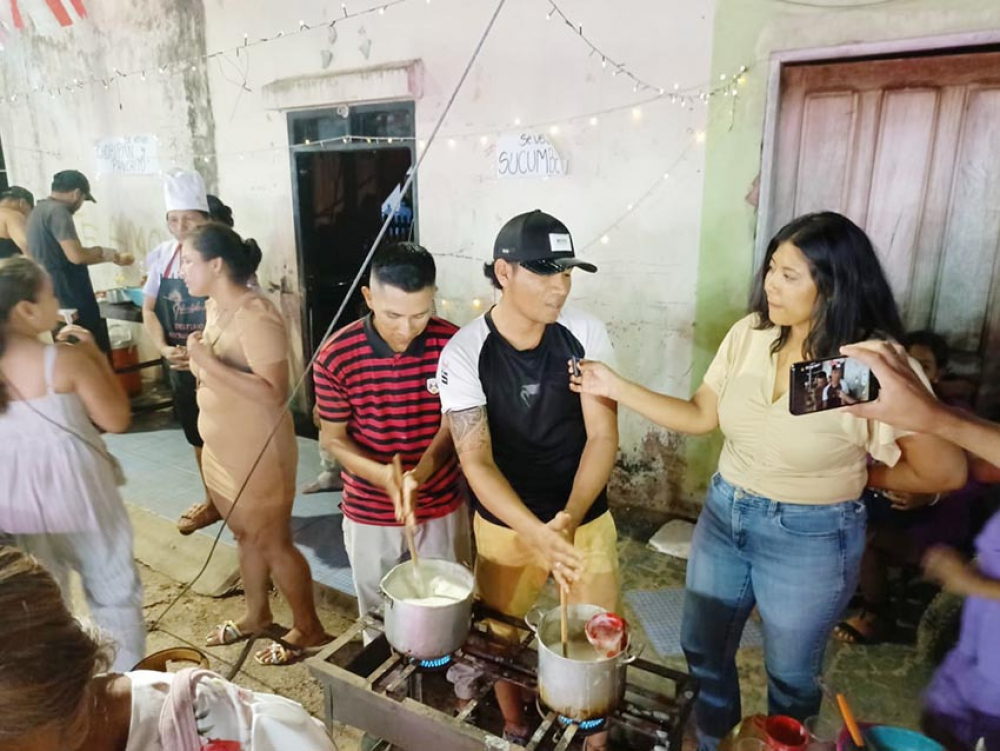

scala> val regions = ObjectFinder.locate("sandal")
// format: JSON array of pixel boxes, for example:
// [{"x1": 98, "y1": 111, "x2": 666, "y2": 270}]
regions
[
  {"x1": 253, "y1": 642, "x2": 306, "y2": 666},
  {"x1": 178, "y1": 501, "x2": 223, "y2": 535},
  {"x1": 833, "y1": 609, "x2": 893, "y2": 645},
  {"x1": 206, "y1": 620, "x2": 253, "y2": 647}
]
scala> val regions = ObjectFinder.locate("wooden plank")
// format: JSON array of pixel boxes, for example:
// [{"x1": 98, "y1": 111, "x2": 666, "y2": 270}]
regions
[
  {"x1": 933, "y1": 86, "x2": 1000, "y2": 351},
  {"x1": 794, "y1": 91, "x2": 857, "y2": 216},
  {"x1": 864, "y1": 88, "x2": 939, "y2": 302}
]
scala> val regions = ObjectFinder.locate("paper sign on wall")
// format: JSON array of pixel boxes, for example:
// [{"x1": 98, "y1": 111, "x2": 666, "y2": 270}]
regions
[
  {"x1": 94, "y1": 135, "x2": 161, "y2": 176},
  {"x1": 496, "y1": 133, "x2": 566, "y2": 179}
]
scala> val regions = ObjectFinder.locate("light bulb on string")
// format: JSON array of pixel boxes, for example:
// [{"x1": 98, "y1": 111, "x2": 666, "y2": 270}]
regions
[
  {"x1": 549, "y1": 125, "x2": 560, "y2": 136},
  {"x1": 513, "y1": 117, "x2": 521, "y2": 126},
  {"x1": 379, "y1": 6, "x2": 385, "y2": 15},
  {"x1": 447, "y1": 138, "x2": 456, "y2": 149},
  {"x1": 631, "y1": 107, "x2": 642, "y2": 121},
  {"x1": 546, "y1": 6, "x2": 554, "y2": 20},
  {"x1": 695, "y1": 131, "x2": 706, "y2": 143},
  {"x1": 662, "y1": 172, "x2": 670, "y2": 180},
  {"x1": 479, "y1": 135, "x2": 489, "y2": 146},
  {"x1": 471, "y1": 299, "x2": 483, "y2": 310},
  {"x1": 600, "y1": 235, "x2": 610, "y2": 245},
  {"x1": 589, "y1": 116, "x2": 598, "y2": 126}
]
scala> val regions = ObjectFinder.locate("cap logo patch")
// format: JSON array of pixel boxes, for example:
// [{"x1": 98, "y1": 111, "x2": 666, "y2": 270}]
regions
[{"x1": 549, "y1": 233, "x2": 572, "y2": 252}]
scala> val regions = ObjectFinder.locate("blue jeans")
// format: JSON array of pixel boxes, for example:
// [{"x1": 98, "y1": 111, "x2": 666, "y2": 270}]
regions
[{"x1": 681, "y1": 473, "x2": 867, "y2": 750}]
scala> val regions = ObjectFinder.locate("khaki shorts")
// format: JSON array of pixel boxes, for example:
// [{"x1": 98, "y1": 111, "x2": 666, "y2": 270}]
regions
[{"x1": 473, "y1": 510, "x2": 621, "y2": 642}]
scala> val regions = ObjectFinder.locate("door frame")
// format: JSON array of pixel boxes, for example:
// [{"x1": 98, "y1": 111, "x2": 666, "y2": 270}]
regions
[
  {"x1": 755, "y1": 29, "x2": 1000, "y2": 266},
  {"x1": 286, "y1": 100, "x2": 418, "y2": 365}
]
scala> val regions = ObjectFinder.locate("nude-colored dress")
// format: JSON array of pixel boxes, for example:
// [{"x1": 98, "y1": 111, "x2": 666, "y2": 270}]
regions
[{"x1": 192, "y1": 294, "x2": 297, "y2": 514}]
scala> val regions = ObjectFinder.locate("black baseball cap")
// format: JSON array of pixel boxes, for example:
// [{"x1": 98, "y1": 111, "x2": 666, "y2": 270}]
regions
[
  {"x1": 51, "y1": 170, "x2": 96, "y2": 202},
  {"x1": 492, "y1": 210, "x2": 597, "y2": 274}
]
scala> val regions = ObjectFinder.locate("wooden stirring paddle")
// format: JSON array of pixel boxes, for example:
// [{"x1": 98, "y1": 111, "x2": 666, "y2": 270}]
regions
[
  {"x1": 392, "y1": 455, "x2": 421, "y2": 592},
  {"x1": 560, "y1": 584, "x2": 569, "y2": 658}
]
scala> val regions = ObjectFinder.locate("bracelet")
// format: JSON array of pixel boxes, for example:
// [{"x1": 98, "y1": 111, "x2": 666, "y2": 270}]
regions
[
  {"x1": 928, "y1": 493, "x2": 942, "y2": 507},
  {"x1": 100, "y1": 247, "x2": 116, "y2": 263}
]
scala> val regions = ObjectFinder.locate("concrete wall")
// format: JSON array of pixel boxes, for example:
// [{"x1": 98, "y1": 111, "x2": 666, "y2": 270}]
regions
[
  {"x1": 686, "y1": 0, "x2": 1000, "y2": 507},
  {"x1": 0, "y1": 0, "x2": 718, "y2": 514}
]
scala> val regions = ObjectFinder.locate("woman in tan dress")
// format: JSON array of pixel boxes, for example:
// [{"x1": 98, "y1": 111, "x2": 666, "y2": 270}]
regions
[{"x1": 180, "y1": 223, "x2": 327, "y2": 664}]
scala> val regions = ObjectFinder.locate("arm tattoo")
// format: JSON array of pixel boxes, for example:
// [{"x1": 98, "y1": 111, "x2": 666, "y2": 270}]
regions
[{"x1": 449, "y1": 406, "x2": 491, "y2": 455}]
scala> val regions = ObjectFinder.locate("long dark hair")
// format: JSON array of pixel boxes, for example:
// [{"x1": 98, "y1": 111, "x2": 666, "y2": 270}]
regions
[
  {"x1": 187, "y1": 222, "x2": 261, "y2": 285},
  {"x1": 0, "y1": 546, "x2": 111, "y2": 742},
  {"x1": 750, "y1": 212, "x2": 903, "y2": 358},
  {"x1": 0, "y1": 257, "x2": 47, "y2": 412}
]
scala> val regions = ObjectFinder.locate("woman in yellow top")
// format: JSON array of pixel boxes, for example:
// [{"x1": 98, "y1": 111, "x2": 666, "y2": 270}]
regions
[
  {"x1": 181, "y1": 223, "x2": 327, "y2": 665},
  {"x1": 571, "y1": 212, "x2": 966, "y2": 750}
]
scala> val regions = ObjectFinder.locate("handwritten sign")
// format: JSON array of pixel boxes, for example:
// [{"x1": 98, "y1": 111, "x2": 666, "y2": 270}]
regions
[
  {"x1": 94, "y1": 135, "x2": 161, "y2": 176},
  {"x1": 496, "y1": 132, "x2": 566, "y2": 179}
]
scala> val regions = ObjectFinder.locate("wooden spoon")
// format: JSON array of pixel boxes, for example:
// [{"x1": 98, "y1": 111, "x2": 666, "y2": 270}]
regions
[
  {"x1": 392, "y1": 455, "x2": 421, "y2": 592},
  {"x1": 560, "y1": 584, "x2": 569, "y2": 658}
]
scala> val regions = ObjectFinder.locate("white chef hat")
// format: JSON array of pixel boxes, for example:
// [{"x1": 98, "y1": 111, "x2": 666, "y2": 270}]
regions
[{"x1": 164, "y1": 169, "x2": 209, "y2": 213}]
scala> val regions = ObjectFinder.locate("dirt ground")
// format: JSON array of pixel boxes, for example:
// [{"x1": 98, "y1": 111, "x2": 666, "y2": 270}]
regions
[{"x1": 137, "y1": 561, "x2": 365, "y2": 750}]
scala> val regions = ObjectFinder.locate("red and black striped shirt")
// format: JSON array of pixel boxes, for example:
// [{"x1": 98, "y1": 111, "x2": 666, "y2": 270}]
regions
[{"x1": 313, "y1": 315, "x2": 463, "y2": 525}]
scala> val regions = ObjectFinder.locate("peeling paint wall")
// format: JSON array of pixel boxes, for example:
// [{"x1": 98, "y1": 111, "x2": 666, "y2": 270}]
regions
[{"x1": 0, "y1": 0, "x2": 718, "y2": 515}]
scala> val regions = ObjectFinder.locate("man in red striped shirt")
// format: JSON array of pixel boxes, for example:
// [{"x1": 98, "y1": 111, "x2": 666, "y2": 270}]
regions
[{"x1": 313, "y1": 242, "x2": 470, "y2": 638}]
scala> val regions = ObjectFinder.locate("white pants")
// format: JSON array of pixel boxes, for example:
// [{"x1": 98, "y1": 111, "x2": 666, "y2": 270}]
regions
[
  {"x1": 16, "y1": 497, "x2": 146, "y2": 671},
  {"x1": 343, "y1": 503, "x2": 473, "y2": 642}
]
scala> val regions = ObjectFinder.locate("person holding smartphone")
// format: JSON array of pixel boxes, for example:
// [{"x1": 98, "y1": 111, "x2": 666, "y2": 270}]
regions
[
  {"x1": 570, "y1": 212, "x2": 967, "y2": 750},
  {"x1": 839, "y1": 341, "x2": 1000, "y2": 751}
]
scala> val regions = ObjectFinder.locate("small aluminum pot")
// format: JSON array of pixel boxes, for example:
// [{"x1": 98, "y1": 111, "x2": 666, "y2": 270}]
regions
[
  {"x1": 525, "y1": 603, "x2": 642, "y2": 721},
  {"x1": 380, "y1": 558, "x2": 475, "y2": 659}
]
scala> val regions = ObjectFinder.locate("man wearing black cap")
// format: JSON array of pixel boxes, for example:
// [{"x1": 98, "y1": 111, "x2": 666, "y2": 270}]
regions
[
  {"x1": 437, "y1": 210, "x2": 620, "y2": 746},
  {"x1": 27, "y1": 170, "x2": 133, "y2": 352}
]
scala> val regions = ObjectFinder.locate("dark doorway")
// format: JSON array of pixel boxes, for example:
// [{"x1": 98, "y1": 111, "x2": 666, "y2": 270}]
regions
[{"x1": 290, "y1": 102, "x2": 417, "y2": 361}]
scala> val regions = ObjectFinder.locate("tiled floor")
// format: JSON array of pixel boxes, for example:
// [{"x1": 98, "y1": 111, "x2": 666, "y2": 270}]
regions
[{"x1": 105, "y1": 426, "x2": 357, "y2": 596}]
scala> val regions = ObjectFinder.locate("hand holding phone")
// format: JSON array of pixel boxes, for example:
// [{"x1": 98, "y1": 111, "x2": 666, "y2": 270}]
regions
[{"x1": 789, "y1": 355, "x2": 879, "y2": 416}]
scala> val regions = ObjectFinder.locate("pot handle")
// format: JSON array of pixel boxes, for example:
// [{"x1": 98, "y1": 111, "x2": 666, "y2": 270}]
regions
[
  {"x1": 618, "y1": 639, "x2": 645, "y2": 665},
  {"x1": 524, "y1": 607, "x2": 545, "y2": 633}
]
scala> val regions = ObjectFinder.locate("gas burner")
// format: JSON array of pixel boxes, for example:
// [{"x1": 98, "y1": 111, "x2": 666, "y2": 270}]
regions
[
  {"x1": 308, "y1": 605, "x2": 695, "y2": 751},
  {"x1": 557, "y1": 716, "x2": 607, "y2": 732},
  {"x1": 413, "y1": 654, "x2": 454, "y2": 671}
]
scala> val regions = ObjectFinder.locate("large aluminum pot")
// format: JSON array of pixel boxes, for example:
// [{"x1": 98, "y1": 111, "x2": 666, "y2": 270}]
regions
[
  {"x1": 380, "y1": 558, "x2": 474, "y2": 659},
  {"x1": 526, "y1": 603, "x2": 642, "y2": 721}
]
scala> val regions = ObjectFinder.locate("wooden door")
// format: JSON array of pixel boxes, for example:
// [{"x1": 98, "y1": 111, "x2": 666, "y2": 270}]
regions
[{"x1": 766, "y1": 49, "x2": 1000, "y2": 416}]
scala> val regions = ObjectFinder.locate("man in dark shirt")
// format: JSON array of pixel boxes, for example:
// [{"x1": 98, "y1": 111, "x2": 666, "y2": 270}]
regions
[
  {"x1": 438, "y1": 210, "x2": 619, "y2": 746},
  {"x1": 27, "y1": 170, "x2": 132, "y2": 352}
]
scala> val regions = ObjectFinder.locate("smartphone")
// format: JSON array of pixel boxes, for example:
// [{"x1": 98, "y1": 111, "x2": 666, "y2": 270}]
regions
[
  {"x1": 571, "y1": 356, "x2": 582, "y2": 378},
  {"x1": 789, "y1": 355, "x2": 879, "y2": 416}
]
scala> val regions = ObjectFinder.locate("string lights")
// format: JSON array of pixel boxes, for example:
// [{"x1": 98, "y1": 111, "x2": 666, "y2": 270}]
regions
[
  {"x1": 543, "y1": 0, "x2": 748, "y2": 107},
  {"x1": 0, "y1": 0, "x2": 420, "y2": 105}
]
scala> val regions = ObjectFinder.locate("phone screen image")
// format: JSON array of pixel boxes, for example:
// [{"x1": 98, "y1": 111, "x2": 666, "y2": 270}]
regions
[{"x1": 789, "y1": 355, "x2": 878, "y2": 416}]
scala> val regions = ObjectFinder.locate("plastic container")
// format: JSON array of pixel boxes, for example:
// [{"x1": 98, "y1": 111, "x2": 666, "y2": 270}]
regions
[{"x1": 110, "y1": 328, "x2": 142, "y2": 397}]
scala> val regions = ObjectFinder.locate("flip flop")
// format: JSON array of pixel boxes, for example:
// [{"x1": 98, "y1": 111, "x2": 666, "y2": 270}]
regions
[
  {"x1": 205, "y1": 620, "x2": 252, "y2": 647},
  {"x1": 178, "y1": 501, "x2": 223, "y2": 535},
  {"x1": 253, "y1": 641, "x2": 306, "y2": 666},
  {"x1": 833, "y1": 612, "x2": 892, "y2": 645}
]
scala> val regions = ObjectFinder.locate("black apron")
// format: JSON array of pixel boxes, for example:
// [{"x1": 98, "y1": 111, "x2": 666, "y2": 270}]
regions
[{"x1": 153, "y1": 247, "x2": 206, "y2": 346}]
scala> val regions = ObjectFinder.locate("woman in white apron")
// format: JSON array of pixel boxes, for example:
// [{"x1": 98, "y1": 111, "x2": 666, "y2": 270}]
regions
[{"x1": 141, "y1": 171, "x2": 220, "y2": 535}]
